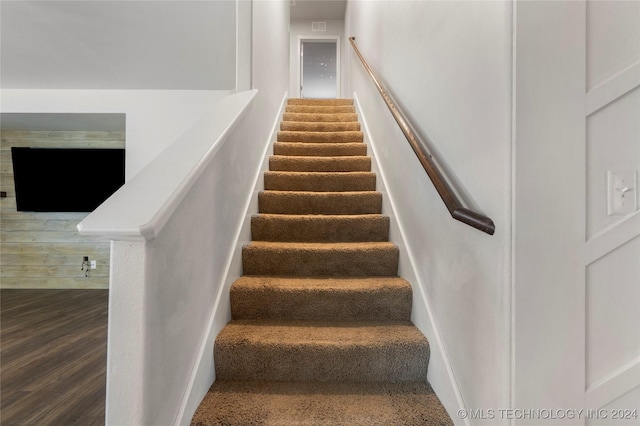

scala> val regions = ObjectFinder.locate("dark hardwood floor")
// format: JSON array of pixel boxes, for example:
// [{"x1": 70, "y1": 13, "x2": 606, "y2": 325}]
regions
[{"x1": 1, "y1": 289, "x2": 108, "y2": 425}]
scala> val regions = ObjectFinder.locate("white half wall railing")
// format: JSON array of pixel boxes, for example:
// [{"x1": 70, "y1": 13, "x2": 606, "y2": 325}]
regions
[{"x1": 77, "y1": 90, "x2": 263, "y2": 425}]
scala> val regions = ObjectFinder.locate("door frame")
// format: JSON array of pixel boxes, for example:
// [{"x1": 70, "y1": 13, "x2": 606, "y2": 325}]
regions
[{"x1": 296, "y1": 35, "x2": 341, "y2": 98}]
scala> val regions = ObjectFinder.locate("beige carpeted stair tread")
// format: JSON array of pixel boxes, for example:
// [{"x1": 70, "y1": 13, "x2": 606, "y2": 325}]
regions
[
  {"x1": 242, "y1": 241, "x2": 399, "y2": 276},
  {"x1": 281, "y1": 121, "x2": 360, "y2": 132},
  {"x1": 283, "y1": 112, "x2": 359, "y2": 122},
  {"x1": 259, "y1": 190, "x2": 382, "y2": 215},
  {"x1": 217, "y1": 319, "x2": 425, "y2": 347},
  {"x1": 274, "y1": 142, "x2": 367, "y2": 157},
  {"x1": 278, "y1": 130, "x2": 364, "y2": 143},
  {"x1": 214, "y1": 320, "x2": 429, "y2": 382},
  {"x1": 285, "y1": 105, "x2": 356, "y2": 114},
  {"x1": 230, "y1": 276, "x2": 411, "y2": 321},
  {"x1": 251, "y1": 214, "x2": 389, "y2": 242},
  {"x1": 269, "y1": 155, "x2": 371, "y2": 172},
  {"x1": 287, "y1": 98, "x2": 354, "y2": 106},
  {"x1": 264, "y1": 171, "x2": 376, "y2": 192},
  {"x1": 192, "y1": 381, "x2": 453, "y2": 426}
]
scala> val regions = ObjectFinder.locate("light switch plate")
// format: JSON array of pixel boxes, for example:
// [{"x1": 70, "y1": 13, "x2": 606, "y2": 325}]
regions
[
  {"x1": 608, "y1": 171, "x2": 637, "y2": 215},
  {"x1": 90, "y1": 260, "x2": 97, "y2": 269}
]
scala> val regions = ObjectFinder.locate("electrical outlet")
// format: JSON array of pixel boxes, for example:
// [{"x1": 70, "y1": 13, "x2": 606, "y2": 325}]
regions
[
  {"x1": 90, "y1": 260, "x2": 97, "y2": 269},
  {"x1": 608, "y1": 171, "x2": 637, "y2": 215}
]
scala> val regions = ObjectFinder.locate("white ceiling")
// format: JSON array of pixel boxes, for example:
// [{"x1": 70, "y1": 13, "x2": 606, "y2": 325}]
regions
[{"x1": 290, "y1": 0, "x2": 346, "y2": 20}]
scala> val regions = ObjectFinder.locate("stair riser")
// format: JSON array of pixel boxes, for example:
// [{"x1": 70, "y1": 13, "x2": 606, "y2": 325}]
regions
[
  {"x1": 281, "y1": 122, "x2": 361, "y2": 132},
  {"x1": 283, "y1": 113, "x2": 359, "y2": 122},
  {"x1": 278, "y1": 131, "x2": 364, "y2": 143},
  {"x1": 215, "y1": 343, "x2": 429, "y2": 382},
  {"x1": 231, "y1": 287, "x2": 411, "y2": 321},
  {"x1": 287, "y1": 99, "x2": 354, "y2": 106},
  {"x1": 242, "y1": 245, "x2": 399, "y2": 276},
  {"x1": 264, "y1": 172, "x2": 376, "y2": 192},
  {"x1": 273, "y1": 142, "x2": 367, "y2": 157},
  {"x1": 285, "y1": 105, "x2": 356, "y2": 114},
  {"x1": 259, "y1": 192, "x2": 382, "y2": 215},
  {"x1": 269, "y1": 156, "x2": 371, "y2": 172},
  {"x1": 251, "y1": 215, "x2": 389, "y2": 242}
]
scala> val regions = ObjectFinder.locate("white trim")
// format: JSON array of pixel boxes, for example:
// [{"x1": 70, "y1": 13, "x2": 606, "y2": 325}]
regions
[
  {"x1": 354, "y1": 93, "x2": 469, "y2": 425},
  {"x1": 297, "y1": 35, "x2": 341, "y2": 98},
  {"x1": 585, "y1": 210, "x2": 640, "y2": 265},
  {"x1": 586, "y1": 61, "x2": 640, "y2": 116},
  {"x1": 235, "y1": 0, "x2": 252, "y2": 91},
  {"x1": 509, "y1": 2, "x2": 517, "y2": 422},
  {"x1": 174, "y1": 92, "x2": 288, "y2": 426},
  {"x1": 586, "y1": 357, "x2": 640, "y2": 409}
]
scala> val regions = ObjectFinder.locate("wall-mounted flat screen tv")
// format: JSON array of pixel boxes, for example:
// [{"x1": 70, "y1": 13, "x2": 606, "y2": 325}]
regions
[{"x1": 11, "y1": 147, "x2": 125, "y2": 212}]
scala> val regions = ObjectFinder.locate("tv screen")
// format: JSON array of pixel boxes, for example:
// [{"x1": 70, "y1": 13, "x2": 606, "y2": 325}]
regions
[{"x1": 11, "y1": 147, "x2": 125, "y2": 212}]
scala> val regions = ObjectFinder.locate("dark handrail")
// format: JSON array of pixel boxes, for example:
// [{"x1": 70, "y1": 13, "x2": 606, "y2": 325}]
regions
[{"x1": 349, "y1": 37, "x2": 495, "y2": 235}]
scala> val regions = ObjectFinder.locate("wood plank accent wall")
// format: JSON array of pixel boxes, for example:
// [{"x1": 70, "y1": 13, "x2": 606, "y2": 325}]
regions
[{"x1": 1, "y1": 130, "x2": 125, "y2": 289}]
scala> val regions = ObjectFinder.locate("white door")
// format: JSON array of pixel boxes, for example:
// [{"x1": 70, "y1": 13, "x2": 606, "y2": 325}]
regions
[{"x1": 300, "y1": 39, "x2": 339, "y2": 98}]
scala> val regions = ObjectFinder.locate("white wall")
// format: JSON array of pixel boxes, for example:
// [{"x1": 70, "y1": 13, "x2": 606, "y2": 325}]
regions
[
  {"x1": 0, "y1": 90, "x2": 229, "y2": 179},
  {"x1": 289, "y1": 19, "x2": 346, "y2": 98},
  {"x1": 179, "y1": 1, "x2": 292, "y2": 422},
  {"x1": 514, "y1": 2, "x2": 640, "y2": 422},
  {"x1": 93, "y1": 0, "x2": 290, "y2": 421},
  {"x1": 84, "y1": 1, "x2": 291, "y2": 424},
  {"x1": 2, "y1": 1, "x2": 288, "y2": 423},
  {"x1": 512, "y1": 3, "x2": 586, "y2": 421},
  {"x1": 0, "y1": 0, "x2": 236, "y2": 90},
  {"x1": 139, "y1": 93, "x2": 273, "y2": 425},
  {"x1": 586, "y1": 0, "x2": 640, "y2": 236},
  {"x1": 237, "y1": 0, "x2": 253, "y2": 90},
  {"x1": 252, "y1": 1, "x2": 291, "y2": 119},
  {"x1": 584, "y1": 0, "x2": 639, "y2": 417},
  {"x1": 81, "y1": 91, "x2": 259, "y2": 425},
  {"x1": 347, "y1": 2, "x2": 638, "y2": 424},
  {"x1": 345, "y1": 1, "x2": 512, "y2": 423}
]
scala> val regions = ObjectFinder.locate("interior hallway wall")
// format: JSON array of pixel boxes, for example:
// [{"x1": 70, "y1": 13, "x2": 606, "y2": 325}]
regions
[
  {"x1": 345, "y1": 1, "x2": 512, "y2": 422},
  {"x1": 0, "y1": 0, "x2": 237, "y2": 90}
]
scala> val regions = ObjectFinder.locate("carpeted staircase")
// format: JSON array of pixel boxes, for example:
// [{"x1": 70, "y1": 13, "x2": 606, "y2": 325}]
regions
[{"x1": 191, "y1": 98, "x2": 453, "y2": 425}]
